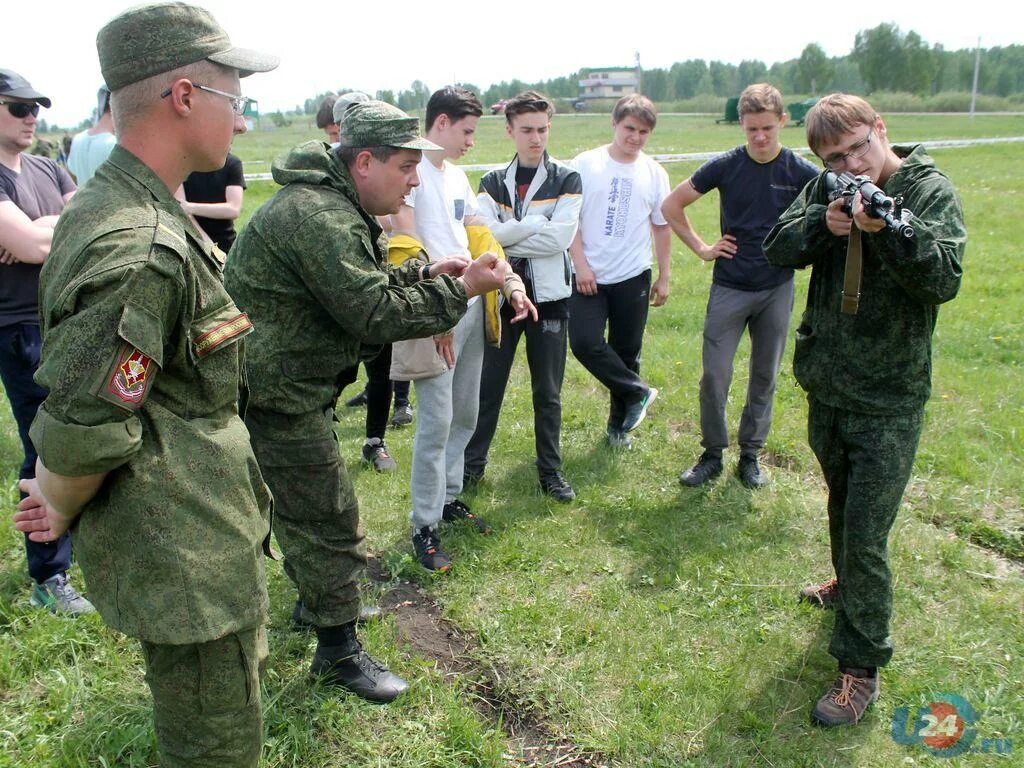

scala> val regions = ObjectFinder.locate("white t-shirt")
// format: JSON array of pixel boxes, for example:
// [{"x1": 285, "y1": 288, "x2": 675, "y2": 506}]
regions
[
  {"x1": 573, "y1": 146, "x2": 670, "y2": 285},
  {"x1": 406, "y1": 157, "x2": 477, "y2": 260}
]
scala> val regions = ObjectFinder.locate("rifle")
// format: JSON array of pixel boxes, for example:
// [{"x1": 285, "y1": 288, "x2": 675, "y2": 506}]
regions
[{"x1": 824, "y1": 171, "x2": 915, "y2": 240}]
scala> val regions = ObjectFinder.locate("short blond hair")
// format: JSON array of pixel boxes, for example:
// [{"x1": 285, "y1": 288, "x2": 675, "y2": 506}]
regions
[
  {"x1": 110, "y1": 60, "x2": 229, "y2": 135},
  {"x1": 612, "y1": 94, "x2": 657, "y2": 129},
  {"x1": 805, "y1": 93, "x2": 877, "y2": 154},
  {"x1": 738, "y1": 83, "x2": 784, "y2": 118}
]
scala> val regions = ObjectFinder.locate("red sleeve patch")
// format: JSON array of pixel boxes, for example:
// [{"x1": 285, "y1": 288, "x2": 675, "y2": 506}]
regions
[{"x1": 101, "y1": 344, "x2": 157, "y2": 409}]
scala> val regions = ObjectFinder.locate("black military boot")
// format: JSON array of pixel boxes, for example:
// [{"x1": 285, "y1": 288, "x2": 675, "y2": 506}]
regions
[{"x1": 310, "y1": 622, "x2": 408, "y2": 703}]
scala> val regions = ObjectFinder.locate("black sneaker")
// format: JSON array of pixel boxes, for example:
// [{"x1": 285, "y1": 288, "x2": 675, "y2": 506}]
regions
[
  {"x1": 310, "y1": 624, "x2": 408, "y2": 703},
  {"x1": 412, "y1": 526, "x2": 451, "y2": 572},
  {"x1": 621, "y1": 387, "x2": 658, "y2": 432},
  {"x1": 361, "y1": 438, "x2": 398, "y2": 472},
  {"x1": 679, "y1": 451, "x2": 723, "y2": 487},
  {"x1": 390, "y1": 404, "x2": 413, "y2": 427},
  {"x1": 345, "y1": 389, "x2": 368, "y2": 408},
  {"x1": 442, "y1": 499, "x2": 491, "y2": 534},
  {"x1": 738, "y1": 454, "x2": 767, "y2": 489},
  {"x1": 539, "y1": 471, "x2": 575, "y2": 502}
]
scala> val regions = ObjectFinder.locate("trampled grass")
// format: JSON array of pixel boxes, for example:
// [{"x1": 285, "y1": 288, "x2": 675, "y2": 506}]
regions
[{"x1": 1, "y1": 115, "x2": 1022, "y2": 766}]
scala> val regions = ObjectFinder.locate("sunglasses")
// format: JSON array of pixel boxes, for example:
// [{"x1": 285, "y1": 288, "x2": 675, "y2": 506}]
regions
[{"x1": 0, "y1": 100, "x2": 41, "y2": 119}]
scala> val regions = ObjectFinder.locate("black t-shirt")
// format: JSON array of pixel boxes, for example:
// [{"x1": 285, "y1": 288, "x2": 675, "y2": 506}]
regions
[
  {"x1": 183, "y1": 153, "x2": 245, "y2": 253},
  {"x1": 691, "y1": 145, "x2": 818, "y2": 291},
  {"x1": 0, "y1": 154, "x2": 75, "y2": 326}
]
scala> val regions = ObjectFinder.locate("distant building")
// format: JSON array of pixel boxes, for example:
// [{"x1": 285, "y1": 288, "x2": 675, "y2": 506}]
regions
[{"x1": 578, "y1": 67, "x2": 639, "y2": 100}]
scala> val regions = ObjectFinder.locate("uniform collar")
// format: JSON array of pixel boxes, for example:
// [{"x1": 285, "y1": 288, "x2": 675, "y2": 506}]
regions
[{"x1": 105, "y1": 144, "x2": 179, "y2": 205}]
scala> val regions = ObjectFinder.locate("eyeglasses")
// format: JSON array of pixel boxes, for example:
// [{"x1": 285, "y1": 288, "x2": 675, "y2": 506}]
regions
[
  {"x1": 820, "y1": 127, "x2": 874, "y2": 171},
  {"x1": 160, "y1": 83, "x2": 253, "y2": 116},
  {"x1": 0, "y1": 100, "x2": 41, "y2": 119}
]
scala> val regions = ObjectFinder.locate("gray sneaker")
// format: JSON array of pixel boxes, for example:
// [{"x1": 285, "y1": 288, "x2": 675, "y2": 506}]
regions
[
  {"x1": 390, "y1": 404, "x2": 414, "y2": 427},
  {"x1": 30, "y1": 573, "x2": 95, "y2": 616},
  {"x1": 362, "y1": 438, "x2": 398, "y2": 472}
]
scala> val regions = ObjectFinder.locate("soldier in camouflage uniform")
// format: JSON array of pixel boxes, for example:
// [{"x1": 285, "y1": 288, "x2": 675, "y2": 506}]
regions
[
  {"x1": 225, "y1": 101, "x2": 510, "y2": 703},
  {"x1": 764, "y1": 94, "x2": 965, "y2": 726},
  {"x1": 13, "y1": 3, "x2": 278, "y2": 766}
]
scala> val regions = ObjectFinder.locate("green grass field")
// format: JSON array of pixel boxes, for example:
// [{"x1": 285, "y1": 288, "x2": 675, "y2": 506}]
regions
[{"x1": 1, "y1": 115, "x2": 1021, "y2": 767}]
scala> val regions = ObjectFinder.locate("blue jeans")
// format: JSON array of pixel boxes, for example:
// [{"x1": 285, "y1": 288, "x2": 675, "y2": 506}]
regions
[{"x1": 0, "y1": 323, "x2": 72, "y2": 583}]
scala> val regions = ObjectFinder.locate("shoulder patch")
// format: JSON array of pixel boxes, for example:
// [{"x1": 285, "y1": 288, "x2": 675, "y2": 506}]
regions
[{"x1": 97, "y1": 344, "x2": 157, "y2": 410}]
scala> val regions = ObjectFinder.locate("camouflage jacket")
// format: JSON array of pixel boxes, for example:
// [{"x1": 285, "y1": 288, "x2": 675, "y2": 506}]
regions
[
  {"x1": 32, "y1": 146, "x2": 270, "y2": 644},
  {"x1": 225, "y1": 141, "x2": 468, "y2": 416},
  {"x1": 764, "y1": 145, "x2": 965, "y2": 414}
]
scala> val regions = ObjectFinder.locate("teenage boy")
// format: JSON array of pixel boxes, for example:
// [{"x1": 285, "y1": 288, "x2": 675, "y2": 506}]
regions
[
  {"x1": 569, "y1": 94, "x2": 671, "y2": 448},
  {"x1": 392, "y1": 86, "x2": 535, "y2": 570},
  {"x1": 662, "y1": 83, "x2": 818, "y2": 488},
  {"x1": 463, "y1": 91, "x2": 581, "y2": 502},
  {"x1": 764, "y1": 93, "x2": 965, "y2": 726}
]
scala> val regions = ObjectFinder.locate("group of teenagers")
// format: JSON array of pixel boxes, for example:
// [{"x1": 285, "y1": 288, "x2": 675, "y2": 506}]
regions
[{"x1": 2, "y1": 2, "x2": 965, "y2": 765}]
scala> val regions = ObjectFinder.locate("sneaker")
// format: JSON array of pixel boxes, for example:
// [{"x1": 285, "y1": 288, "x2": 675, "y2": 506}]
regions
[
  {"x1": 361, "y1": 438, "x2": 398, "y2": 472},
  {"x1": 310, "y1": 623, "x2": 408, "y2": 703},
  {"x1": 442, "y1": 499, "x2": 491, "y2": 534},
  {"x1": 292, "y1": 599, "x2": 382, "y2": 631},
  {"x1": 738, "y1": 454, "x2": 768, "y2": 488},
  {"x1": 621, "y1": 387, "x2": 658, "y2": 432},
  {"x1": 412, "y1": 526, "x2": 451, "y2": 572},
  {"x1": 799, "y1": 578, "x2": 839, "y2": 609},
  {"x1": 811, "y1": 668, "x2": 879, "y2": 726},
  {"x1": 345, "y1": 389, "x2": 368, "y2": 408},
  {"x1": 30, "y1": 573, "x2": 95, "y2": 616},
  {"x1": 390, "y1": 403, "x2": 414, "y2": 427},
  {"x1": 539, "y1": 471, "x2": 575, "y2": 503},
  {"x1": 607, "y1": 428, "x2": 633, "y2": 449},
  {"x1": 679, "y1": 452, "x2": 723, "y2": 487}
]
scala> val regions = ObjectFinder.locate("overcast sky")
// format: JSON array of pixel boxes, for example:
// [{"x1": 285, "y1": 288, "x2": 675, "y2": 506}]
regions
[{"x1": 6, "y1": 0, "x2": 1017, "y2": 127}]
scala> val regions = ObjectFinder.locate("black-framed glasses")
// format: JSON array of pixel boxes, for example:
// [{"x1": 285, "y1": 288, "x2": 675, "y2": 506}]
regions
[
  {"x1": 821, "y1": 127, "x2": 874, "y2": 171},
  {"x1": 0, "y1": 100, "x2": 41, "y2": 119},
  {"x1": 160, "y1": 83, "x2": 252, "y2": 116}
]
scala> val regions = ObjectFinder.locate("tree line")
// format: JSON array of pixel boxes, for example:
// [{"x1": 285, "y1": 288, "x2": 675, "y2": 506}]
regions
[{"x1": 298, "y1": 24, "x2": 1023, "y2": 116}]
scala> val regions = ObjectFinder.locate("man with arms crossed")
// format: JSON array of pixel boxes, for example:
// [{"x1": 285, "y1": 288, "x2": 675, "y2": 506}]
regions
[
  {"x1": 463, "y1": 90, "x2": 581, "y2": 502},
  {"x1": 662, "y1": 83, "x2": 818, "y2": 488},
  {"x1": 14, "y1": 3, "x2": 278, "y2": 764},
  {"x1": 391, "y1": 86, "x2": 534, "y2": 571},
  {"x1": 0, "y1": 69, "x2": 92, "y2": 616},
  {"x1": 764, "y1": 93, "x2": 964, "y2": 726},
  {"x1": 569, "y1": 94, "x2": 671, "y2": 448}
]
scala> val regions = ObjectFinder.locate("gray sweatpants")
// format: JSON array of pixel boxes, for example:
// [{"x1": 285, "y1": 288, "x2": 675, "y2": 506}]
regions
[
  {"x1": 410, "y1": 300, "x2": 484, "y2": 530},
  {"x1": 699, "y1": 280, "x2": 794, "y2": 457}
]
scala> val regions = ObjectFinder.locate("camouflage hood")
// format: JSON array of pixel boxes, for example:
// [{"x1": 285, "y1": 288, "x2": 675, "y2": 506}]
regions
[{"x1": 271, "y1": 141, "x2": 356, "y2": 199}]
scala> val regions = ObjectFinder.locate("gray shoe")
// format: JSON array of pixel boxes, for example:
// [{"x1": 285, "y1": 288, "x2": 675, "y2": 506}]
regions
[
  {"x1": 362, "y1": 438, "x2": 398, "y2": 472},
  {"x1": 390, "y1": 404, "x2": 414, "y2": 427},
  {"x1": 621, "y1": 387, "x2": 658, "y2": 432},
  {"x1": 30, "y1": 573, "x2": 95, "y2": 616}
]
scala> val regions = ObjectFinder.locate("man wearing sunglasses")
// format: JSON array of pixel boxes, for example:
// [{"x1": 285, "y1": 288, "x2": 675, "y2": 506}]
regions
[
  {"x1": 764, "y1": 94, "x2": 965, "y2": 727},
  {"x1": 0, "y1": 69, "x2": 93, "y2": 617}
]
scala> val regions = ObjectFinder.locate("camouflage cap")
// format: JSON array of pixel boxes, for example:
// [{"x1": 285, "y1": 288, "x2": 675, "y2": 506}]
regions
[
  {"x1": 339, "y1": 101, "x2": 441, "y2": 151},
  {"x1": 97, "y1": 2, "x2": 279, "y2": 91},
  {"x1": 332, "y1": 91, "x2": 370, "y2": 125}
]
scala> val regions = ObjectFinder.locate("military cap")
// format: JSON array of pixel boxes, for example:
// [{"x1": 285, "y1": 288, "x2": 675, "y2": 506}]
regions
[
  {"x1": 339, "y1": 101, "x2": 441, "y2": 151},
  {"x1": 0, "y1": 69, "x2": 51, "y2": 108},
  {"x1": 97, "y1": 2, "x2": 279, "y2": 91},
  {"x1": 332, "y1": 91, "x2": 370, "y2": 125}
]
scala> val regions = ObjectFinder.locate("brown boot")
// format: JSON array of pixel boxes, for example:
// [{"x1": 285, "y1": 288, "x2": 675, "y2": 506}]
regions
[
  {"x1": 811, "y1": 668, "x2": 879, "y2": 726},
  {"x1": 799, "y1": 578, "x2": 839, "y2": 609}
]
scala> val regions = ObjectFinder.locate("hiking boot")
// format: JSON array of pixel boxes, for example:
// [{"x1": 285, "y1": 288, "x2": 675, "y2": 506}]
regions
[
  {"x1": 292, "y1": 599, "x2": 382, "y2": 631},
  {"x1": 621, "y1": 387, "x2": 658, "y2": 432},
  {"x1": 738, "y1": 454, "x2": 768, "y2": 489},
  {"x1": 362, "y1": 438, "x2": 398, "y2": 472},
  {"x1": 412, "y1": 526, "x2": 451, "y2": 572},
  {"x1": 390, "y1": 403, "x2": 414, "y2": 427},
  {"x1": 345, "y1": 389, "x2": 368, "y2": 408},
  {"x1": 607, "y1": 427, "x2": 633, "y2": 449},
  {"x1": 799, "y1": 578, "x2": 839, "y2": 609},
  {"x1": 539, "y1": 471, "x2": 576, "y2": 503},
  {"x1": 679, "y1": 452, "x2": 723, "y2": 487},
  {"x1": 811, "y1": 668, "x2": 879, "y2": 726},
  {"x1": 310, "y1": 624, "x2": 408, "y2": 703},
  {"x1": 442, "y1": 499, "x2": 491, "y2": 534},
  {"x1": 30, "y1": 573, "x2": 95, "y2": 617}
]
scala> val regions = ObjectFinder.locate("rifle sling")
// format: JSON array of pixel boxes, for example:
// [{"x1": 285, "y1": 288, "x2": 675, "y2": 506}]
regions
[{"x1": 841, "y1": 230, "x2": 862, "y2": 315}]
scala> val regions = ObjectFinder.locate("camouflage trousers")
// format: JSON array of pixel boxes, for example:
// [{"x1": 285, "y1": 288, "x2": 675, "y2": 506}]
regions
[
  {"x1": 140, "y1": 626, "x2": 266, "y2": 767},
  {"x1": 807, "y1": 398, "x2": 923, "y2": 669},
  {"x1": 246, "y1": 407, "x2": 366, "y2": 628}
]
